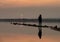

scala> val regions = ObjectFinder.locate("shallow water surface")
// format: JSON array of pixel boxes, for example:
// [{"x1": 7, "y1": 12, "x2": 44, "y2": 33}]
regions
[{"x1": 0, "y1": 22, "x2": 60, "y2": 42}]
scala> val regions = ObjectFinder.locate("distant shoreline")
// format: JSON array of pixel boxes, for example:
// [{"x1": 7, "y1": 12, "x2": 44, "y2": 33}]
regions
[{"x1": 0, "y1": 19, "x2": 60, "y2": 23}]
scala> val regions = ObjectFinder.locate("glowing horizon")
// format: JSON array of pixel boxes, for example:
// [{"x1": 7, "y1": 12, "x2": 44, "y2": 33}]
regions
[{"x1": 0, "y1": 0, "x2": 60, "y2": 8}]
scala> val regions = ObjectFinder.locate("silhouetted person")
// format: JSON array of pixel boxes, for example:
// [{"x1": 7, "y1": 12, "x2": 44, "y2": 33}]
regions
[
  {"x1": 38, "y1": 14, "x2": 42, "y2": 23},
  {"x1": 38, "y1": 14, "x2": 42, "y2": 39}
]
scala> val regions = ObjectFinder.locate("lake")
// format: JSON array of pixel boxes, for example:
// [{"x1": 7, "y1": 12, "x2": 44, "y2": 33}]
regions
[{"x1": 0, "y1": 22, "x2": 60, "y2": 42}]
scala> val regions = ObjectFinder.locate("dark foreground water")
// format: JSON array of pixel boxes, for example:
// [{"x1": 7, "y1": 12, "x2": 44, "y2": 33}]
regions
[{"x1": 0, "y1": 22, "x2": 60, "y2": 42}]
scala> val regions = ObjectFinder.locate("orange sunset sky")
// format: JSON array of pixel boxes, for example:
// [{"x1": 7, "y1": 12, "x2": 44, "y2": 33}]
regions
[{"x1": 0, "y1": 0, "x2": 60, "y2": 7}]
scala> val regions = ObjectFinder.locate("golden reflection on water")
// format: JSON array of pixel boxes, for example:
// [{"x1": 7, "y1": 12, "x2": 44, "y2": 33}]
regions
[{"x1": 0, "y1": 34, "x2": 60, "y2": 42}]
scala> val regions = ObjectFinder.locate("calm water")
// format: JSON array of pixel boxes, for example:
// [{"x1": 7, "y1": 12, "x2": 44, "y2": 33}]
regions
[{"x1": 0, "y1": 22, "x2": 60, "y2": 42}]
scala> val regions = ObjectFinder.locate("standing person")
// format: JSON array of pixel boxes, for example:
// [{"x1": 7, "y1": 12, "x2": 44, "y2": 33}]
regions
[{"x1": 38, "y1": 14, "x2": 42, "y2": 39}]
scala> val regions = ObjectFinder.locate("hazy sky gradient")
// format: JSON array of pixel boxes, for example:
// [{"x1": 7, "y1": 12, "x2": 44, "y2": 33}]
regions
[
  {"x1": 0, "y1": 0, "x2": 60, "y2": 7},
  {"x1": 0, "y1": 0, "x2": 60, "y2": 19}
]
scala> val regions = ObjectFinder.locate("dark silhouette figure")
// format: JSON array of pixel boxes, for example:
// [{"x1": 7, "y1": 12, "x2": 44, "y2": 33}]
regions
[
  {"x1": 38, "y1": 14, "x2": 42, "y2": 23},
  {"x1": 38, "y1": 14, "x2": 42, "y2": 39}
]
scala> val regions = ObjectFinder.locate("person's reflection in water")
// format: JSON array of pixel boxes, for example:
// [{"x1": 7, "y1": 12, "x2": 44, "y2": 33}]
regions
[{"x1": 38, "y1": 14, "x2": 42, "y2": 39}]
